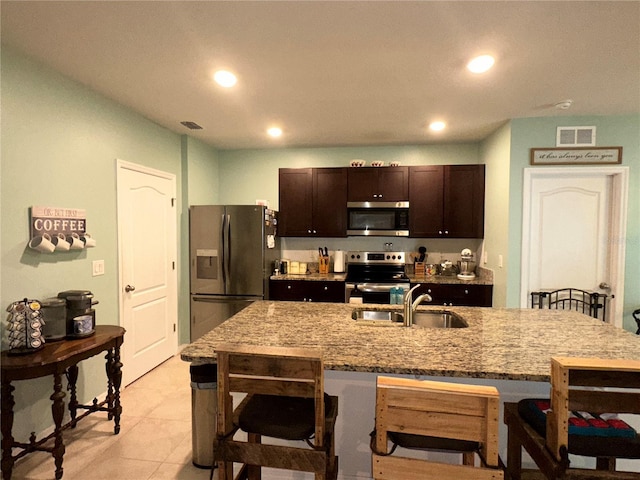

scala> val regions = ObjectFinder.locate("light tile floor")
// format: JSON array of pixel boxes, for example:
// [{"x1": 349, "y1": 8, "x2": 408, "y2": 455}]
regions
[{"x1": 10, "y1": 354, "x2": 213, "y2": 480}]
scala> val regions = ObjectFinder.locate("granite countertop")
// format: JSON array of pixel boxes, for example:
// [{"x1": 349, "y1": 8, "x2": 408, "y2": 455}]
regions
[
  {"x1": 270, "y1": 272, "x2": 492, "y2": 285},
  {"x1": 180, "y1": 301, "x2": 640, "y2": 382},
  {"x1": 271, "y1": 273, "x2": 347, "y2": 281}
]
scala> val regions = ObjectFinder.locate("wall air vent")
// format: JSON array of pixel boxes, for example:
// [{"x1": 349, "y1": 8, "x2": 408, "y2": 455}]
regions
[
  {"x1": 556, "y1": 126, "x2": 596, "y2": 147},
  {"x1": 180, "y1": 121, "x2": 203, "y2": 130}
]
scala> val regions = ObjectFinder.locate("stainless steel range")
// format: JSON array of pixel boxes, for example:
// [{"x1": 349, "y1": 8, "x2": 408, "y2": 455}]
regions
[{"x1": 345, "y1": 251, "x2": 410, "y2": 304}]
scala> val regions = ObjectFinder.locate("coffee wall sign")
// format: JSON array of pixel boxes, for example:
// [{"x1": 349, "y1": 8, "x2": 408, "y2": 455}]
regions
[
  {"x1": 28, "y1": 206, "x2": 96, "y2": 253},
  {"x1": 530, "y1": 146, "x2": 622, "y2": 165}
]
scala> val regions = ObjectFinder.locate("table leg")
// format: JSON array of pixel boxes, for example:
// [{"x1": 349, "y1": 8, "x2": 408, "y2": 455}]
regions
[
  {"x1": 105, "y1": 349, "x2": 114, "y2": 420},
  {"x1": 108, "y1": 344, "x2": 123, "y2": 435},
  {"x1": 1, "y1": 380, "x2": 15, "y2": 480},
  {"x1": 51, "y1": 372, "x2": 66, "y2": 480},
  {"x1": 66, "y1": 365, "x2": 79, "y2": 428}
]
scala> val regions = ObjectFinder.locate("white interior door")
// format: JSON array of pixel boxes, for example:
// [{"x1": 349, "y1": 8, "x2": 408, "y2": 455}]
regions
[
  {"x1": 521, "y1": 167, "x2": 628, "y2": 326},
  {"x1": 117, "y1": 160, "x2": 178, "y2": 385}
]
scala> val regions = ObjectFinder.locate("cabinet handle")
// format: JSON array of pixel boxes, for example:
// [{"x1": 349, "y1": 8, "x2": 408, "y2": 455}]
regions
[
  {"x1": 313, "y1": 230, "x2": 317, "y2": 234},
  {"x1": 427, "y1": 289, "x2": 432, "y2": 293},
  {"x1": 464, "y1": 289, "x2": 469, "y2": 295},
  {"x1": 287, "y1": 285, "x2": 292, "y2": 289},
  {"x1": 445, "y1": 230, "x2": 449, "y2": 235},
  {"x1": 379, "y1": 194, "x2": 383, "y2": 198},
  {"x1": 373, "y1": 194, "x2": 378, "y2": 198},
  {"x1": 438, "y1": 230, "x2": 443, "y2": 235},
  {"x1": 324, "y1": 286, "x2": 328, "y2": 291}
]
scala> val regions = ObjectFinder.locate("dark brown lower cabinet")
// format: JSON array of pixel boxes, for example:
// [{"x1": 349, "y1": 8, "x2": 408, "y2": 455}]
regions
[
  {"x1": 411, "y1": 283, "x2": 493, "y2": 307},
  {"x1": 269, "y1": 280, "x2": 346, "y2": 303}
]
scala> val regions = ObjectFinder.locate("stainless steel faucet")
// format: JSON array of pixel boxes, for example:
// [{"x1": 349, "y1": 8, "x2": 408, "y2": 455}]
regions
[{"x1": 403, "y1": 284, "x2": 433, "y2": 326}]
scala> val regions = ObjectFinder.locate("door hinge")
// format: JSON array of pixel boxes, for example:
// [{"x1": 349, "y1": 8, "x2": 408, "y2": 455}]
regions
[
  {"x1": 172, "y1": 261, "x2": 176, "y2": 270},
  {"x1": 173, "y1": 323, "x2": 176, "y2": 332},
  {"x1": 171, "y1": 198, "x2": 176, "y2": 207}
]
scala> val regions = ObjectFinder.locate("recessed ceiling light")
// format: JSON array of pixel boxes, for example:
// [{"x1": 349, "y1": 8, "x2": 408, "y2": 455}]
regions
[
  {"x1": 429, "y1": 121, "x2": 446, "y2": 132},
  {"x1": 267, "y1": 127, "x2": 283, "y2": 138},
  {"x1": 467, "y1": 55, "x2": 495, "y2": 74},
  {"x1": 213, "y1": 70, "x2": 237, "y2": 88}
]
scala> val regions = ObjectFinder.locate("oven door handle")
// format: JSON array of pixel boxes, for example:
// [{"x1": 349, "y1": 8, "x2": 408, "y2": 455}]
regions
[{"x1": 346, "y1": 283, "x2": 407, "y2": 293}]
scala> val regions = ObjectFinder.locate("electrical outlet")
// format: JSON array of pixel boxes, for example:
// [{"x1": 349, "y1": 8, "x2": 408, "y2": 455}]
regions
[{"x1": 92, "y1": 260, "x2": 105, "y2": 276}]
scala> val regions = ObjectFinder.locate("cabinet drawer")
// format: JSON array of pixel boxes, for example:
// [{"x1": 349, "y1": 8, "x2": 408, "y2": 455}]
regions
[
  {"x1": 269, "y1": 280, "x2": 345, "y2": 303},
  {"x1": 412, "y1": 283, "x2": 493, "y2": 307}
]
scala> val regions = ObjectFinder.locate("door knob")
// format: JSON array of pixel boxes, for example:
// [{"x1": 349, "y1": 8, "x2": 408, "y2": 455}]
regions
[
  {"x1": 599, "y1": 282, "x2": 611, "y2": 290},
  {"x1": 125, "y1": 285, "x2": 136, "y2": 292}
]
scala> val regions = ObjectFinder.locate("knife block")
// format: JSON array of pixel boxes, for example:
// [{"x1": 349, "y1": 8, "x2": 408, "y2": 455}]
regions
[
  {"x1": 319, "y1": 256, "x2": 329, "y2": 274},
  {"x1": 414, "y1": 262, "x2": 426, "y2": 276}
]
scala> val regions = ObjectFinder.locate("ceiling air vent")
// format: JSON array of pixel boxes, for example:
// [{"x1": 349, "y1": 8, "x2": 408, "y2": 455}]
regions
[
  {"x1": 180, "y1": 121, "x2": 203, "y2": 130},
  {"x1": 556, "y1": 126, "x2": 596, "y2": 147}
]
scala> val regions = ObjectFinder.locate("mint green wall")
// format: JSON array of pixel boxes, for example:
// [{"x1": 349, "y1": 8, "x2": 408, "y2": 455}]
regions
[
  {"x1": 179, "y1": 136, "x2": 220, "y2": 342},
  {"x1": 480, "y1": 122, "x2": 512, "y2": 307},
  {"x1": 0, "y1": 47, "x2": 197, "y2": 440},
  {"x1": 507, "y1": 114, "x2": 640, "y2": 332},
  {"x1": 218, "y1": 144, "x2": 480, "y2": 208}
]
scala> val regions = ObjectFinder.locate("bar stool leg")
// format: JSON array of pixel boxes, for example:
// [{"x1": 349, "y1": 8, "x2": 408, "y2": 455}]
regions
[{"x1": 1, "y1": 380, "x2": 15, "y2": 480}]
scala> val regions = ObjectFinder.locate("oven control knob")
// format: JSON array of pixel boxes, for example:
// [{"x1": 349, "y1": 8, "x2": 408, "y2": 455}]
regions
[
  {"x1": 357, "y1": 254, "x2": 361, "y2": 259},
  {"x1": 398, "y1": 255, "x2": 402, "y2": 260}
]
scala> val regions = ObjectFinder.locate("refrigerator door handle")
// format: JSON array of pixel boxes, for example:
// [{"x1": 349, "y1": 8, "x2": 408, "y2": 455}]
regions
[
  {"x1": 221, "y1": 213, "x2": 227, "y2": 286},
  {"x1": 227, "y1": 214, "x2": 232, "y2": 285}
]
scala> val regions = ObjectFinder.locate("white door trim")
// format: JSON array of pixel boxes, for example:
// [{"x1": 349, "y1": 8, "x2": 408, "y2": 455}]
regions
[
  {"x1": 521, "y1": 166, "x2": 629, "y2": 327},
  {"x1": 116, "y1": 159, "x2": 178, "y2": 381}
]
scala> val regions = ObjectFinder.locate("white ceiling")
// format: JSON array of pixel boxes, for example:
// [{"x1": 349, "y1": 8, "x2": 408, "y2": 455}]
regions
[{"x1": 1, "y1": 1, "x2": 639, "y2": 149}]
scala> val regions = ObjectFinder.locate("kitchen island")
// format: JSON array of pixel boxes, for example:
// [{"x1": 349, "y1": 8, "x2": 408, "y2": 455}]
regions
[{"x1": 181, "y1": 301, "x2": 640, "y2": 479}]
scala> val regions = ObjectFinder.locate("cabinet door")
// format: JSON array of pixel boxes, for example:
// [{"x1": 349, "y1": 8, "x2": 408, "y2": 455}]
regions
[
  {"x1": 269, "y1": 280, "x2": 304, "y2": 301},
  {"x1": 347, "y1": 168, "x2": 379, "y2": 201},
  {"x1": 412, "y1": 283, "x2": 493, "y2": 307},
  {"x1": 444, "y1": 165, "x2": 485, "y2": 238},
  {"x1": 313, "y1": 168, "x2": 347, "y2": 237},
  {"x1": 408, "y1": 166, "x2": 444, "y2": 237},
  {"x1": 279, "y1": 168, "x2": 313, "y2": 236},
  {"x1": 306, "y1": 281, "x2": 346, "y2": 302},
  {"x1": 379, "y1": 167, "x2": 409, "y2": 201}
]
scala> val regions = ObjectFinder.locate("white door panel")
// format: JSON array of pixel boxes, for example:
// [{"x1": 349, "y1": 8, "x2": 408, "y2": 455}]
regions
[
  {"x1": 530, "y1": 178, "x2": 609, "y2": 292},
  {"x1": 117, "y1": 160, "x2": 177, "y2": 385},
  {"x1": 522, "y1": 167, "x2": 629, "y2": 327}
]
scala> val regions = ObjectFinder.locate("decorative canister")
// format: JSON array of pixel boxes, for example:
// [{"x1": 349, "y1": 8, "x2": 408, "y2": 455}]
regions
[{"x1": 41, "y1": 297, "x2": 67, "y2": 341}]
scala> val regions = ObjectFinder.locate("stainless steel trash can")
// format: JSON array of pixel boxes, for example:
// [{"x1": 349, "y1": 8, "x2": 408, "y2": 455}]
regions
[{"x1": 190, "y1": 364, "x2": 217, "y2": 468}]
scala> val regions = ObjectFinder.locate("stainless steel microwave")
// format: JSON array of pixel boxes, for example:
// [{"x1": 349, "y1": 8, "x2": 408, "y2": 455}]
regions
[{"x1": 347, "y1": 201, "x2": 409, "y2": 236}]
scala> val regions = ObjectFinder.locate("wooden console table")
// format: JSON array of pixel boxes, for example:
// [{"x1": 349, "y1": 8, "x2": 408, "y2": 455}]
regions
[{"x1": 1, "y1": 325, "x2": 125, "y2": 480}]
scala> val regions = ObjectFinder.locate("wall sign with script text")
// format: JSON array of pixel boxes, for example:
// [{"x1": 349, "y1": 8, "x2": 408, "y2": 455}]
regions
[
  {"x1": 28, "y1": 206, "x2": 96, "y2": 253},
  {"x1": 530, "y1": 147, "x2": 622, "y2": 165}
]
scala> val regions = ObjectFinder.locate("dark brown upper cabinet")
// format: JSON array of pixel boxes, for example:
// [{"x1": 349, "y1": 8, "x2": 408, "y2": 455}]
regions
[
  {"x1": 279, "y1": 168, "x2": 347, "y2": 237},
  {"x1": 347, "y1": 166, "x2": 408, "y2": 202},
  {"x1": 409, "y1": 165, "x2": 485, "y2": 238}
]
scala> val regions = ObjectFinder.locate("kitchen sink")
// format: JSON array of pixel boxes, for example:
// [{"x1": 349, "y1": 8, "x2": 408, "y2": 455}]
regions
[
  {"x1": 351, "y1": 309, "x2": 467, "y2": 328},
  {"x1": 351, "y1": 309, "x2": 404, "y2": 323},
  {"x1": 412, "y1": 311, "x2": 468, "y2": 328}
]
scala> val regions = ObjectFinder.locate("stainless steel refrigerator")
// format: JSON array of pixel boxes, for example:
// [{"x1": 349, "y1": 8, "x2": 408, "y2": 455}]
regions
[{"x1": 189, "y1": 205, "x2": 279, "y2": 341}]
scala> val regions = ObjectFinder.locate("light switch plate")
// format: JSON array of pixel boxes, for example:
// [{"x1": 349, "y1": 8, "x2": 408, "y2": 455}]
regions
[{"x1": 92, "y1": 260, "x2": 105, "y2": 276}]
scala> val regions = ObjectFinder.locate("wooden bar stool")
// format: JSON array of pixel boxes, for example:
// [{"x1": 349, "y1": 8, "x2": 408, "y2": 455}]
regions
[
  {"x1": 371, "y1": 376, "x2": 504, "y2": 480},
  {"x1": 213, "y1": 343, "x2": 339, "y2": 480},
  {"x1": 504, "y1": 356, "x2": 640, "y2": 480}
]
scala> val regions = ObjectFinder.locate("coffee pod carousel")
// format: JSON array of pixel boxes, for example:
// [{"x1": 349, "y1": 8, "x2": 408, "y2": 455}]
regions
[{"x1": 5, "y1": 298, "x2": 46, "y2": 355}]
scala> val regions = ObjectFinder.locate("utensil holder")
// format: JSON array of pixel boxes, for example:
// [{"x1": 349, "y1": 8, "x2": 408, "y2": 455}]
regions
[
  {"x1": 414, "y1": 262, "x2": 425, "y2": 276},
  {"x1": 319, "y1": 256, "x2": 329, "y2": 274}
]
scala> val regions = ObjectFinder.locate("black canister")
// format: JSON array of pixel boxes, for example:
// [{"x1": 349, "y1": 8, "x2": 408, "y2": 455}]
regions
[
  {"x1": 41, "y1": 297, "x2": 67, "y2": 341},
  {"x1": 57, "y1": 290, "x2": 98, "y2": 338}
]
